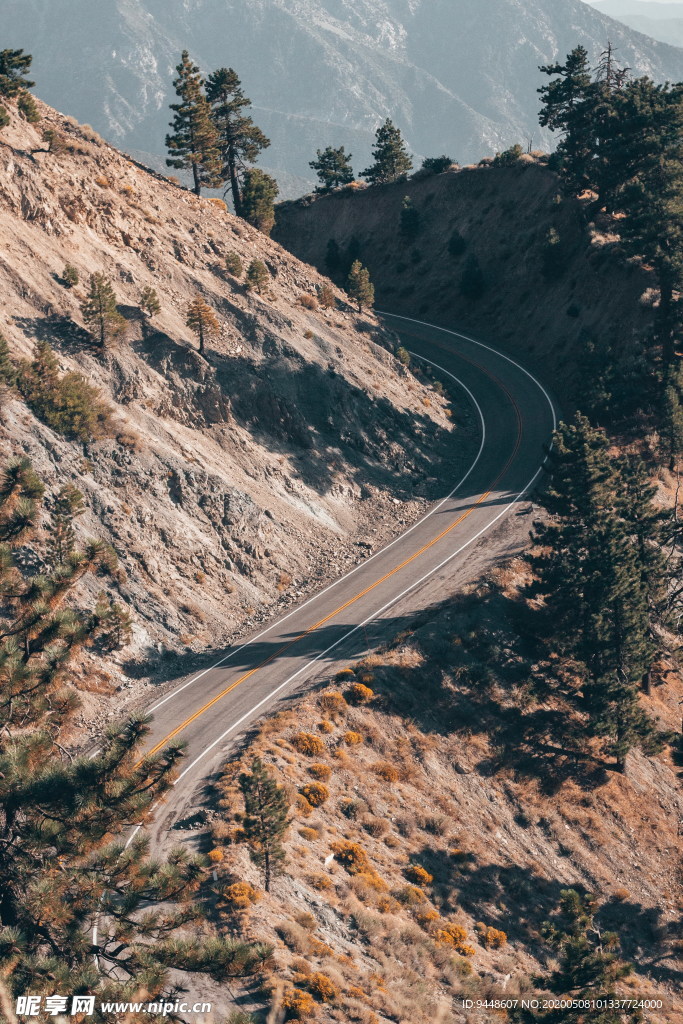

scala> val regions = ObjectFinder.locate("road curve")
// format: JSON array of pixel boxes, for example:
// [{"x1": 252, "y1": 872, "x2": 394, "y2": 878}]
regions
[{"x1": 136, "y1": 313, "x2": 558, "y2": 846}]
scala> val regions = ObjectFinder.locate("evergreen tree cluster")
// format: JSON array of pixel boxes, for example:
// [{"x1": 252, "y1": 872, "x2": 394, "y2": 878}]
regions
[
  {"x1": 165, "y1": 51, "x2": 277, "y2": 231},
  {"x1": 528, "y1": 415, "x2": 665, "y2": 770},
  {"x1": 0, "y1": 459, "x2": 271, "y2": 1013},
  {"x1": 539, "y1": 46, "x2": 683, "y2": 365}
]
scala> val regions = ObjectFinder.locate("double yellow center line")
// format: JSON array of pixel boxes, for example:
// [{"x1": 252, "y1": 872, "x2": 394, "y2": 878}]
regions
[{"x1": 139, "y1": 344, "x2": 522, "y2": 765}]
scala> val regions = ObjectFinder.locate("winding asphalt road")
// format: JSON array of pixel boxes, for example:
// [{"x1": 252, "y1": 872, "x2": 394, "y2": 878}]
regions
[{"x1": 135, "y1": 313, "x2": 558, "y2": 847}]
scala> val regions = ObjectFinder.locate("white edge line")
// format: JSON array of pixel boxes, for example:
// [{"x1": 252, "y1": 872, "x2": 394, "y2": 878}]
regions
[
  {"x1": 145, "y1": 360, "x2": 487, "y2": 716},
  {"x1": 174, "y1": 456, "x2": 547, "y2": 784}
]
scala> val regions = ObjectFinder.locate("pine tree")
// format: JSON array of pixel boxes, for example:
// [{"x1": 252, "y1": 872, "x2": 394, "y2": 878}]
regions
[
  {"x1": 538, "y1": 47, "x2": 596, "y2": 196},
  {"x1": 400, "y1": 195, "x2": 420, "y2": 241},
  {"x1": 92, "y1": 592, "x2": 133, "y2": 651},
  {"x1": 139, "y1": 285, "x2": 161, "y2": 320},
  {"x1": 246, "y1": 259, "x2": 270, "y2": 295},
  {"x1": 166, "y1": 51, "x2": 221, "y2": 196},
  {"x1": 47, "y1": 483, "x2": 85, "y2": 569},
  {"x1": 309, "y1": 145, "x2": 354, "y2": 192},
  {"x1": 225, "y1": 251, "x2": 243, "y2": 277},
  {"x1": 0, "y1": 49, "x2": 34, "y2": 98},
  {"x1": 528, "y1": 416, "x2": 659, "y2": 769},
  {"x1": 238, "y1": 758, "x2": 289, "y2": 892},
  {"x1": 0, "y1": 460, "x2": 273, "y2": 1008},
  {"x1": 240, "y1": 168, "x2": 279, "y2": 234},
  {"x1": 613, "y1": 81, "x2": 683, "y2": 364},
  {"x1": 0, "y1": 335, "x2": 16, "y2": 387},
  {"x1": 660, "y1": 380, "x2": 683, "y2": 471},
  {"x1": 361, "y1": 119, "x2": 413, "y2": 184},
  {"x1": 17, "y1": 91, "x2": 39, "y2": 123},
  {"x1": 347, "y1": 260, "x2": 374, "y2": 311},
  {"x1": 205, "y1": 67, "x2": 270, "y2": 216},
  {"x1": 81, "y1": 273, "x2": 126, "y2": 347},
  {"x1": 186, "y1": 295, "x2": 220, "y2": 353},
  {"x1": 511, "y1": 890, "x2": 641, "y2": 1023}
]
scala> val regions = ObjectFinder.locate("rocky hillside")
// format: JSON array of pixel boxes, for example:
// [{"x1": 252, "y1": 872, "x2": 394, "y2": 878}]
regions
[
  {"x1": 273, "y1": 157, "x2": 655, "y2": 395},
  {"x1": 5, "y1": 0, "x2": 683, "y2": 191},
  {"x1": 210, "y1": 559, "x2": 683, "y2": 1023},
  {"x1": 0, "y1": 99, "x2": 460, "y2": 728}
]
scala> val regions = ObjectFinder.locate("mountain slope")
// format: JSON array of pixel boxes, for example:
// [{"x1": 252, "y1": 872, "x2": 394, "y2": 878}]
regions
[
  {"x1": 4, "y1": 0, "x2": 683, "y2": 194},
  {"x1": 0, "y1": 99, "x2": 458, "y2": 734}
]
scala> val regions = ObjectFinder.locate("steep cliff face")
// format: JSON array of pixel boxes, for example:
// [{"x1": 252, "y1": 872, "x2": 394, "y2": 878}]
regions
[
  {"x1": 4, "y1": 0, "x2": 683, "y2": 190},
  {"x1": 0, "y1": 100, "x2": 460, "y2": 727}
]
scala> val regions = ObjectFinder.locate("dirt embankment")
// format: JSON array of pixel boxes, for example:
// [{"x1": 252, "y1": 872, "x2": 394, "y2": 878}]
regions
[
  {"x1": 209, "y1": 560, "x2": 683, "y2": 1024},
  {"x1": 273, "y1": 160, "x2": 656, "y2": 395},
  {"x1": 0, "y1": 101, "x2": 466, "y2": 735}
]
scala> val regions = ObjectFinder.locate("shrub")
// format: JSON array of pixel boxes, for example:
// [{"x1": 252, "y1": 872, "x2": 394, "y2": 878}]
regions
[
  {"x1": 62, "y1": 264, "x2": 79, "y2": 287},
  {"x1": 343, "y1": 731, "x2": 363, "y2": 746},
  {"x1": 296, "y1": 795, "x2": 313, "y2": 817},
  {"x1": 0, "y1": 105, "x2": 9, "y2": 131},
  {"x1": 317, "y1": 283, "x2": 337, "y2": 308},
  {"x1": 345, "y1": 682, "x2": 374, "y2": 705},
  {"x1": 416, "y1": 908, "x2": 440, "y2": 928},
  {"x1": 16, "y1": 342, "x2": 114, "y2": 442},
  {"x1": 330, "y1": 840, "x2": 371, "y2": 875},
  {"x1": 421, "y1": 155, "x2": 454, "y2": 175},
  {"x1": 319, "y1": 691, "x2": 347, "y2": 713},
  {"x1": 207, "y1": 197, "x2": 227, "y2": 211},
  {"x1": 394, "y1": 885, "x2": 427, "y2": 907},
  {"x1": 299, "y1": 293, "x2": 318, "y2": 310},
  {"x1": 335, "y1": 667, "x2": 355, "y2": 680},
  {"x1": 246, "y1": 259, "x2": 270, "y2": 294},
  {"x1": 225, "y1": 251, "x2": 243, "y2": 277},
  {"x1": 307, "y1": 873, "x2": 333, "y2": 890},
  {"x1": 207, "y1": 848, "x2": 224, "y2": 863},
  {"x1": 373, "y1": 762, "x2": 399, "y2": 783},
  {"x1": 298, "y1": 827, "x2": 319, "y2": 841},
  {"x1": 222, "y1": 881, "x2": 261, "y2": 910},
  {"x1": 405, "y1": 864, "x2": 433, "y2": 886},
  {"x1": 475, "y1": 923, "x2": 507, "y2": 949},
  {"x1": 435, "y1": 923, "x2": 475, "y2": 955},
  {"x1": 308, "y1": 972, "x2": 339, "y2": 1003},
  {"x1": 493, "y1": 143, "x2": 524, "y2": 166},
  {"x1": 318, "y1": 720, "x2": 334, "y2": 734},
  {"x1": 300, "y1": 783, "x2": 329, "y2": 807},
  {"x1": 18, "y1": 92, "x2": 40, "y2": 123},
  {"x1": 281, "y1": 987, "x2": 317, "y2": 1020},
  {"x1": 339, "y1": 797, "x2": 367, "y2": 819},
  {"x1": 292, "y1": 732, "x2": 325, "y2": 756},
  {"x1": 396, "y1": 346, "x2": 411, "y2": 366},
  {"x1": 308, "y1": 763, "x2": 331, "y2": 781}
]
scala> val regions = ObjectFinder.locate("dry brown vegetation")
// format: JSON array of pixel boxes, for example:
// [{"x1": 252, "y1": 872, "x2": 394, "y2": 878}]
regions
[{"x1": 210, "y1": 564, "x2": 682, "y2": 1023}]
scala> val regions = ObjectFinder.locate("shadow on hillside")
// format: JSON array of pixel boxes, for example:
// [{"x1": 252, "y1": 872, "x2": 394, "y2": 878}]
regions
[
  {"x1": 14, "y1": 313, "x2": 94, "y2": 352},
  {"x1": 409, "y1": 849, "x2": 680, "y2": 984}
]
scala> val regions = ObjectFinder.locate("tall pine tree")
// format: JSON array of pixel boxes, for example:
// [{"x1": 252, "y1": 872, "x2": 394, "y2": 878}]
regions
[
  {"x1": 361, "y1": 119, "x2": 413, "y2": 184},
  {"x1": 166, "y1": 51, "x2": 221, "y2": 196},
  {"x1": 528, "y1": 416, "x2": 659, "y2": 769},
  {"x1": 238, "y1": 758, "x2": 289, "y2": 892},
  {"x1": 205, "y1": 67, "x2": 270, "y2": 216}
]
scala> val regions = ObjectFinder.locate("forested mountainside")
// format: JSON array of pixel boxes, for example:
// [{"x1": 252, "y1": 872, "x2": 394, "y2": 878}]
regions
[{"x1": 4, "y1": 0, "x2": 683, "y2": 191}]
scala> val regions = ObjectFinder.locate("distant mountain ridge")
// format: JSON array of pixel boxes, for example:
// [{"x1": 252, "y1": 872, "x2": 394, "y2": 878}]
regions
[
  {"x1": 588, "y1": 0, "x2": 683, "y2": 48},
  {"x1": 5, "y1": 0, "x2": 683, "y2": 195}
]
